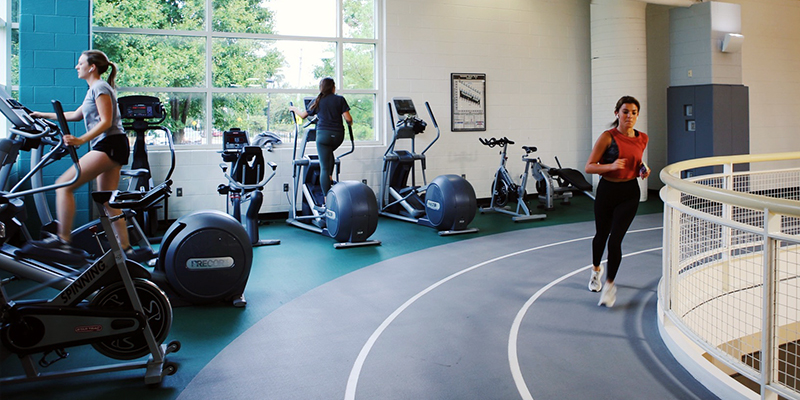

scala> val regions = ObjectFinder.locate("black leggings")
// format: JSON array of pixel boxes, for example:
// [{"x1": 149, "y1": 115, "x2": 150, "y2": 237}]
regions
[
  {"x1": 592, "y1": 178, "x2": 640, "y2": 282},
  {"x1": 316, "y1": 129, "x2": 345, "y2": 195}
]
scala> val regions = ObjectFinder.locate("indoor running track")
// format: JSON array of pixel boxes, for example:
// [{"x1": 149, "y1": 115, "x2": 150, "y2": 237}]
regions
[{"x1": 177, "y1": 213, "x2": 719, "y2": 400}]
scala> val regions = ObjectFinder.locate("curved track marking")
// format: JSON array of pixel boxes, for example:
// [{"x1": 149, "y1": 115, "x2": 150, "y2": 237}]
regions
[
  {"x1": 508, "y1": 245, "x2": 662, "y2": 400},
  {"x1": 344, "y1": 226, "x2": 661, "y2": 400}
]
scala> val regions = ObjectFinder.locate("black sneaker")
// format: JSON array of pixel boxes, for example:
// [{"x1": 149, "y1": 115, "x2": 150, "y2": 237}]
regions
[
  {"x1": 31, "y1": 234, "x2": 79, "y2": 253},
  {"x1": 17, "y1": 233, "x2": 91, "y2": 265},
  {"x1": 124, "y1": 247, "x2": 157, "y2": 263}
]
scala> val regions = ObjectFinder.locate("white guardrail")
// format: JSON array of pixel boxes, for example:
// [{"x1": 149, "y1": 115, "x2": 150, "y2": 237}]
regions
[{"x1": 659, "y1": 152, "x2": 800, "y2": 400}]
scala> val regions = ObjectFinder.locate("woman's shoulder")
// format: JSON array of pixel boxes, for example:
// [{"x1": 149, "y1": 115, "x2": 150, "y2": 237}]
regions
[{"x1": 89, "y1": 80, "x2": 114, "y2": 95}]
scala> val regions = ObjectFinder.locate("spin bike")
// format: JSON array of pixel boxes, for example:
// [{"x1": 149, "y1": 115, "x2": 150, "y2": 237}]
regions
[
  {"x1": 380, "y1": 98, "x2": 478, "y2": 235},
  {"x1": 0, "y1": 101, "x2": 180, "y2": 385},
  {"x1": 287, "y1": 99, "x2": 380, "y2": 249},
  {"x1": 478, "y1": 137, "x2": 546, "y2": 222},
  {"x1": 217, "y1": 128, "x2": 280, "y2": 247}
]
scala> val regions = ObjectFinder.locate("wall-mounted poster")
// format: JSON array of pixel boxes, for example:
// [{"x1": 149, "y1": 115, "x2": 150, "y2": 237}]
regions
[{"x1": 451, "y1": 73, "x2": 486, "y2": 132}]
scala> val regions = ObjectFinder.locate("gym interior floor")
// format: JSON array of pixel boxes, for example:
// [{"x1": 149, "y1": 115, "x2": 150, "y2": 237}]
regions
[{"x1": 0, "y1": 192, "x2": 720, "y2": 400}]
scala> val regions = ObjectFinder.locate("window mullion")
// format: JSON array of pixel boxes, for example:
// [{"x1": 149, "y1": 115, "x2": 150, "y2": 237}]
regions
[{"x1": 205, "y1": 0, "x2": 213, "y2": 145}]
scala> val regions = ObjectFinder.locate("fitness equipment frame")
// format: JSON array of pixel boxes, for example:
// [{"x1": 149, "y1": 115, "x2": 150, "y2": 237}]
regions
[
  {"x1": 218, "y1": 128, "x2": 280, "y2": 247},
  {"x1": 0, "y1": 91, "x2": 253, "y2": 308},
  {"x1": 380, "y1": 98, "x2": 478, "y2": 236},
  {"x1": 531, "y1": 156, "x2": 595, "y2": 210},
  {"x1": 287, "y1": 99, "x2": 380, "y2": 249},
  {"x1": 478, "y1": 137, "x2": 546, "y2": 222},
  {"x1": 0, "y1": 100, "x2": 180, "y2": 385},
  {"x1": 117, "y1": 95, "x2": 176, "y2": 238}
]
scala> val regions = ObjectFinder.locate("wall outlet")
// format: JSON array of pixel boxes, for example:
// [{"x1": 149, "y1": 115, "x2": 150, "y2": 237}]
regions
[
  {"x1": 283, "y1": 183, "x2": 289, "y2": 192},
  {"x1": 176, "y1": 188, "x2": 183, "y2": 197}
]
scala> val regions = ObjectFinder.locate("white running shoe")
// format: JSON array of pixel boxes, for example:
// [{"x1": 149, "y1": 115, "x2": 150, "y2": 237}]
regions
[
  {"x1": 598, "y1": 283, "x2": 616, "y2": 307},
  {"x1": 588, "y1": 266, "x2": 603, "y2": 292}
]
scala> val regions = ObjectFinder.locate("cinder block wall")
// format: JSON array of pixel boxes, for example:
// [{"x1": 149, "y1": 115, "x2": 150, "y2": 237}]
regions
[{"x1": 19, "y1": 0, "x2": 92, "y2": 227}]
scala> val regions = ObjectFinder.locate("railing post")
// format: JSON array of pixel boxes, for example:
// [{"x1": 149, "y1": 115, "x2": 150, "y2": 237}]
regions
[
  {"x1": 761, "y1": 209, "x2": 780, "y2": 400},
  {"x1": 661, "y1": 186, "x2": 681, "y2": 311},
  {"x1": 722, "y1": 163, "x2": 734, "y2": 292}
]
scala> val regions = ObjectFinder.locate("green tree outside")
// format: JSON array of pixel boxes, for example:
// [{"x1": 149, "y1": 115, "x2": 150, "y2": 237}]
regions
[{"x1": 92, "y1": 0, "x2": 377, "y2": 144}]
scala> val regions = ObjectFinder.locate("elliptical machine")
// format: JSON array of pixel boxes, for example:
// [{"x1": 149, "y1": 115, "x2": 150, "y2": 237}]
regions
[
  {"x1": 117, "y1": 95, "x2": 176, "y2": 238},
  {"x1": 380, "y1": 98, "x2": 478, "y2": 235},
  {"x1": 217, "y1": 128, "x2": 280, "y2": 247},
  {"x1": 478, "y1": 137, "x2": 546, "y2": 222},
  {"x1": 287, "y1": 99, "x2": 380, "y2": 249}
]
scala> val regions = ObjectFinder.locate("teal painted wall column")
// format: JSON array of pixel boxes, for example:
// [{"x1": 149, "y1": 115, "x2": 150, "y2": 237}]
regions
[{"x1": 19, "y1": 0, "x2": 92, "y2": 229}]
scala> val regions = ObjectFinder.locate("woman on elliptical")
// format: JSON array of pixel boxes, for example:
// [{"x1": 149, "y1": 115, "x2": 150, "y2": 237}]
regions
[
  {"x1": 584, "y1": 95, "x2": 650, "y2": 308},
  {"x1": 28, "y1": 50, "x2": 141, "y2": 260},
  {"x1": 289, "y1": 77, "x2": 353, "y2": 200}
]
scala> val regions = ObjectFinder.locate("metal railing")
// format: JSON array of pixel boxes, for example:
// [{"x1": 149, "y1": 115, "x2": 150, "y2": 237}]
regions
[{"x1": 660, "y1": 152, "x2": 800, "y2": 400}]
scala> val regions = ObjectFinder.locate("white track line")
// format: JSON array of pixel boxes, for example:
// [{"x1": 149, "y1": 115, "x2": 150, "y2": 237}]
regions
[
  {"x1": 508, "y1": 245, "x2": 662, "y2": 400},
  {"x1": 344, "y1": 226, "x2": 662, "y2": 400}
]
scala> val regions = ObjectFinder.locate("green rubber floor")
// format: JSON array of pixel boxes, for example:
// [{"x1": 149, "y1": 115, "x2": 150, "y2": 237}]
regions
[{"x1": 0, "y1": 193, "x2": 663, "y2": 400}]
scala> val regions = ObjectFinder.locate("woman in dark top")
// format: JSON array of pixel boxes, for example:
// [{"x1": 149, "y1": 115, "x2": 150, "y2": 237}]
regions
[
  {"x1": 290, "y1": 77, "x2": 353, "y2": 198},
  {"x1": 584, "y1": 95, "x2": 650, "y2": 307}
]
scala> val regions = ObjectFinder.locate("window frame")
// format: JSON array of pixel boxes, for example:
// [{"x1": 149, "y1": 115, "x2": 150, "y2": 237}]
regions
[
  {"x1": 91, "y1": 0, "x2": 381, "y2": 148},
  {"x1": 1, "y1": 0, "x2": 18, "y2": 138}
]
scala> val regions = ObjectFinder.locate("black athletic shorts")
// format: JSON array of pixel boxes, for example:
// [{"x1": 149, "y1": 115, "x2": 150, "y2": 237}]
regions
[{"x1": 92, "y1": 134, "x2": 130, "y2": 166}]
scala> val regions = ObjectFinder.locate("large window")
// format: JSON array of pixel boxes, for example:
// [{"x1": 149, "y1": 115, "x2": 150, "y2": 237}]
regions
[{"x1": 92, "y1": 0, "x2": 379, "y2": 146}]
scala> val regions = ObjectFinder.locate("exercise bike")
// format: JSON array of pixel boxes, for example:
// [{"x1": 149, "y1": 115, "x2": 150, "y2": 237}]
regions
[
  {"x1": 0, "y1": 90, "x2": 254, "y2": 308},
  {"x1": 217, "y1": 128, "x2": 280, "y2": 247},
  {"x1": 287, "y1": 99, "x2": 380, "y2": 249},
  {"x1": 380, "y1": 98, "x2": 478, "y2": 235},
  {"x1": 531, "y1": 155, "x2": 595, "y2": 210},
  {"x1": 478, "y1": 137, "x2": 546, "y2": 222},
  {"x1": 0, "y1": 101, "x2": 180, "y2": 386}
]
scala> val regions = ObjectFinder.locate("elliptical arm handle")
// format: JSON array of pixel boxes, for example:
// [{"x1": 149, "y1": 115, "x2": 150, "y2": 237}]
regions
[
  {"x1": 336, "y1": 123, "x2": 355, "y2": 161},
  {"x1": 384, "y1": 101, "x2": 398, "y2": 158},
  {"x1": 223, "y1": 164, "x2": 277, "y2": 191},
  {"x1": 6, "y1": 100, "x2": 81, "y2": 199},
  {"x1": 420, "y1": 101, "x2": 440, "y2": 156},
  {"x1": 289, "y1": 102, "x2": 299, "y2": 173}
]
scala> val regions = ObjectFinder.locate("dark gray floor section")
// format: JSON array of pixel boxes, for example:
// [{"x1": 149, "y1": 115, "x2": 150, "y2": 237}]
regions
[{"x1": 178, "y1": 213, "x2": 720, "y2": 400}]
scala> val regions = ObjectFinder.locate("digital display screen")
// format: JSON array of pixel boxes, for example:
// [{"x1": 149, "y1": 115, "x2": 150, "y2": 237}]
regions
[
  {"x1": 393, "y1": 98, "x2": 416, "y2": 115},
  {"x1": 223, "y1": 130, "x2": 249, "y2": 150}
]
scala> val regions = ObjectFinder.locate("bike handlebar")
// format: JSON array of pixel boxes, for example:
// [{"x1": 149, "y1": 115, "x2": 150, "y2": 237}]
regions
[{"x1": 478, "y1": 137, "x2": 514, "y2": 148}]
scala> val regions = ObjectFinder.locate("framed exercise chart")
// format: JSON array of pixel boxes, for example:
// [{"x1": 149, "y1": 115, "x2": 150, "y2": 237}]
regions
[{"x1": 450, "y1": 73, "x2": 486, "y2": 132}]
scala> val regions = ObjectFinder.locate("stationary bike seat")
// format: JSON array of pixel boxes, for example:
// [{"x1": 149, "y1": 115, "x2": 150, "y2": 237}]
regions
[{"x1": 522, "y1": 146, "x2": 537, "y2": 154}]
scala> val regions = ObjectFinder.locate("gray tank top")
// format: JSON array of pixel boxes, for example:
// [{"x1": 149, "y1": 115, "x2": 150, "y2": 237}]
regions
[{"x1": 82, "y1": 80, "x2": 125, "y2": 146}]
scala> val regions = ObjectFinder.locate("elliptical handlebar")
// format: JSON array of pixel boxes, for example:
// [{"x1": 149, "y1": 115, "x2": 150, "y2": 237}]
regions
[
  {"x1": 336, "y1": 123, "x2": 355, "y2": 161},
  {"x1": 222, "y1": 160, "x2": 277, "y2": 192},
  {"x1": 289, "y1": 101, "x2": 300, "y2": 176},
  {"x1": 420, "y1": 101, "x2": 440, "y2": 156},
  {"x1": 384, "y1": 101, "x2": 398, "y2": 158},
  {"x1": 5, "y1": 100, "x2": 82, "y2": 199}
]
